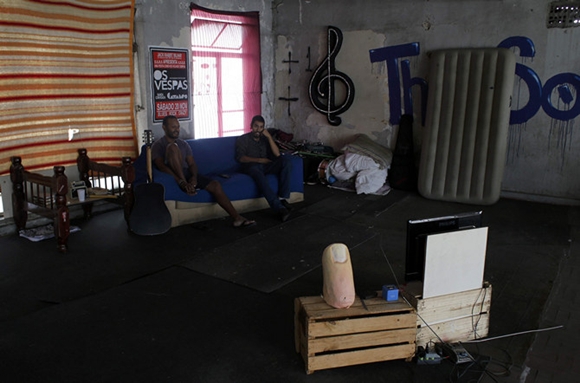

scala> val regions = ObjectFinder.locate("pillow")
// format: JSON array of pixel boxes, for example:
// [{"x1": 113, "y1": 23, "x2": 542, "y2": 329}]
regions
[{"x1": 341, "y1": 134, "x2": 393, "y2": 169}]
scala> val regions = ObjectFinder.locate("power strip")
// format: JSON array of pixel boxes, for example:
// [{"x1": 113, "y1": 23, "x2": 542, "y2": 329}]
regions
[
  {"x1": 417, "y1": 351, "x2": 442, "y2": 365},
  {"x1": 416, "y1": 345, "x2": 442, "y2": 365}
]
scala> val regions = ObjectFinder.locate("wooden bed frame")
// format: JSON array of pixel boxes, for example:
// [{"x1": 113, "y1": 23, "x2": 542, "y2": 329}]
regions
[{"x1": 10, "y1": 149, "x2": 134, "y2": 252}]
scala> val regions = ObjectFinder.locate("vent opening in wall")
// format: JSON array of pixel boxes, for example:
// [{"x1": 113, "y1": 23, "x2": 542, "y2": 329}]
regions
[{"x1": 548, "y1": 1, "x2": 580, "y2": 28}]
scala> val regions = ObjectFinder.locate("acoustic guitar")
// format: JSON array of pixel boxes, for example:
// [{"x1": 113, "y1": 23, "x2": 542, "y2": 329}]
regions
[{"x1": 129, "y1": 130, "x2": 172, "y2": 235}]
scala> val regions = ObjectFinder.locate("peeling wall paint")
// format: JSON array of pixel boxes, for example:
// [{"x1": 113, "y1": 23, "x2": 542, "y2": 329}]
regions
[
  {"x1": 134, "y1": 0, "x2": 274, "y2": 141},
  {"x1": 135, "y1": 0, "x2": 578, "y2": 204},
  {"x1": 272, "y1": 1, "x2": 579, "y2": 203}
]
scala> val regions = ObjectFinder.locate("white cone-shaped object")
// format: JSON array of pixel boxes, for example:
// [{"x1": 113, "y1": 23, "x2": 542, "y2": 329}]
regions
[{"x1": 322, "y1": 243, "x2": 355, "y2": 309}]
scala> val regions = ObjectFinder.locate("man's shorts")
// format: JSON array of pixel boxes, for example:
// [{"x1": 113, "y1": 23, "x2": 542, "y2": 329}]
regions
[{"x1": 184, "y1": 168, "x2": 212, "y2": 190}]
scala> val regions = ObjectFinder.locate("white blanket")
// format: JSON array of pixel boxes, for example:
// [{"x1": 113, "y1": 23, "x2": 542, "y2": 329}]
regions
[{"x1": 327, "y1": 152, "x2": 388, "y2": 194}]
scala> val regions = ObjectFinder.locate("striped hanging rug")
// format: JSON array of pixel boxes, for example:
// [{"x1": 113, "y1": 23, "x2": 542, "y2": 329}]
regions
[{"x1": 0, "y1": 0, "x2": 137, "y2": 175}]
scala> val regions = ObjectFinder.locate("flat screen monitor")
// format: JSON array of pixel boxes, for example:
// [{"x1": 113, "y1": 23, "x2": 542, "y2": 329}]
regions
[{"x1": 405, "y1": 211, "x2": 483, "y2": 282}]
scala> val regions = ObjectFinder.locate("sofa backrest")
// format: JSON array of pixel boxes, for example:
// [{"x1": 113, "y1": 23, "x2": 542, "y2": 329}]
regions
[
  {"x1": 134, "y1": 135, "x2": 242, "y2": 186},
  {"x1": 187, "y1": 136, "x2": 240, "y2": 175}
]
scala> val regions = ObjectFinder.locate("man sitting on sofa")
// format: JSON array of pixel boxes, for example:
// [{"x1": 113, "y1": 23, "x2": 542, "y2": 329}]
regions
[
  {"x1": 151, "y1": 115, "x2": 256, "y2": 228},
  {"x1": 235, "y1": 115, "x2": 293, "y2": 222}
]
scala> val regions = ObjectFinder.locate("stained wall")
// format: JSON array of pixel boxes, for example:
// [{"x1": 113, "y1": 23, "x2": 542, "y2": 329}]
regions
[{"x1": 134, "y1": 0, "x2": 580, "y2": 204}]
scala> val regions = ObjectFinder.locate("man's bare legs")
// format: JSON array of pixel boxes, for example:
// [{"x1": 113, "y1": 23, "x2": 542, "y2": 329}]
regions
[
  {"x1": 205, "y1": 181, "x2": 254, "y2": 227},
  {"x1": 165, "y1": 143, "x2": 254, "y2": 226},
  {"x1": 165, "y1": 143, "x2": 196, "y2": 194}
]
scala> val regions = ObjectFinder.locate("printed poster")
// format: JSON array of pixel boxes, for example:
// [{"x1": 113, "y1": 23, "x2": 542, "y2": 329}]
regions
[{"x1": 150, "y1": 47, "x2": 190, "y2": 122}]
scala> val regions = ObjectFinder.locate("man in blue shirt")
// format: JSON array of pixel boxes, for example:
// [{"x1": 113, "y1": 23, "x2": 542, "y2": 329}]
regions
[{"x1": 235, "y1": 115, "x2": 293, "y2": 222}]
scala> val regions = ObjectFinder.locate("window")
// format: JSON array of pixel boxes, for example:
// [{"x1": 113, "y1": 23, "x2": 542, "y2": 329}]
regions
[{"x1": 190, "y1": 5, "x2": 261, "y2": 139}]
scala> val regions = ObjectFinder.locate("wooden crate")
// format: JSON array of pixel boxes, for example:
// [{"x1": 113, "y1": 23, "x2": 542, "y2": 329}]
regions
[
  {"x1": 401, "y1": 282, "x2": 492, "y2": 348},
  {"x1": 294, "y1": 295, "x2": 416, "y2": 374}
]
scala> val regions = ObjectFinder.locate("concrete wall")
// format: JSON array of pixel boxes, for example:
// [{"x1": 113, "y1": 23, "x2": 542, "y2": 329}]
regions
[
  {"x1": 133, "y1": 0, "x2": 274, "y2": 142},
  {"x1": 132, "y1": 0, "x2": 579, "y2": 205},
  {"x1": 0, "y1": 0, "x2": 275, "y2": 220},
  {"x1": 271, "y1": 0, "x2": 580, "y2": 205},
  {"x1": 5, "y1": 0, "x2": 574, "y2": 217}
]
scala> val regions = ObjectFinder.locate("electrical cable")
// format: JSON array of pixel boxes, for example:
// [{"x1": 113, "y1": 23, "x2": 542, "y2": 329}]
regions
[
  {"x1": 480, "y1": 348, "x2": 514, "y2": 378},
  {"x1": 462, "y1": 324, "x2": 564, "y2": 343},
  {"x1": 379, "y1": 230, "x2": 564, "y2": 345},
  {"x1": 380, "y1": 236, "x2": 448, "y2": 344},
  {"x1": 470, "y1": 285, "x2": 487, "y2": 339},
  {"x1": 378, "y1": 230, "x2": 563, "y2": 382},
  {"x1": 401, "y1": 293, "x2": 446, "y2": 344},
  {"x1": 379, "y1": 237, "x2": 400, "y2": 287}
]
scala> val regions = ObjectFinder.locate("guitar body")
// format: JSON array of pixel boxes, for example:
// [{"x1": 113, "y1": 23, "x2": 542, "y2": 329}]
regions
[
  {"x1": 129, "y1": 182, "x2": 172, "y2": 235},
  {"x1": 129, "y1": 130, "x2": 172, "y2": 236}
]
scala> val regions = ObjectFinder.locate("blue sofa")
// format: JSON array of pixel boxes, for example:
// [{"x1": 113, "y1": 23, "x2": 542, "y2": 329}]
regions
[{"x1": 134, "y1": 136, "x2": 304, "y2": 227}]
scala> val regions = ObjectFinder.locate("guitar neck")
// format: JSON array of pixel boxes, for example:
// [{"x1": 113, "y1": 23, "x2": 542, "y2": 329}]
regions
[
  {"x1": 142, "y1": 129, "x2": 155, "y2": 184},
  {"x1": 146, "y1": 146, "x2": 153, "y2": 183}
]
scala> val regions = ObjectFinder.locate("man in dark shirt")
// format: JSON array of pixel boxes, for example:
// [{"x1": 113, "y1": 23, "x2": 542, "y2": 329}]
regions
[
  {"x1": 151, "y1": 115, "x2": 256, "y2": 228},
  {"x1": 235, "y1": 115, "x2": 293, "y2": 222}
]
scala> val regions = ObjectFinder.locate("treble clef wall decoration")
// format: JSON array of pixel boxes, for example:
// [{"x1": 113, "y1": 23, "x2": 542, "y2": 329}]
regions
[{"x1": 308, "y1": 26, "x2": 355, "y2": 126}]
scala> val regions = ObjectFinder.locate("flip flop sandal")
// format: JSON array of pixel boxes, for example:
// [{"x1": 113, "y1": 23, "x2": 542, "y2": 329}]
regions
[{"x1": 234, "y1": 220, "x2": 257, "y2": 228}]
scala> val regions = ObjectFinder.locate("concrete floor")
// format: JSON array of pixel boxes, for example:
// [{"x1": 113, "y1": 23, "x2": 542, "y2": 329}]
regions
[{"x1": 0, "y1": 185, "x2": 577, "y2": 383}]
